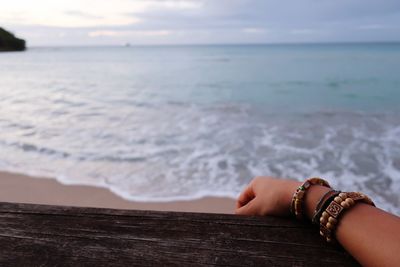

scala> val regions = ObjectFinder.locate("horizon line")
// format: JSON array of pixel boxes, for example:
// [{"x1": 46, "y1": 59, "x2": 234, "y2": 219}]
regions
[{"x1": 27, "y1": 40, "x2": 400, "y2": 48}]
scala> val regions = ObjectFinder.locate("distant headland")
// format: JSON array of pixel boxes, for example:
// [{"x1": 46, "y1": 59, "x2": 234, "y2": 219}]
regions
[{"x1": 0, "y1": 27, "x2": 26, "y2": 52}]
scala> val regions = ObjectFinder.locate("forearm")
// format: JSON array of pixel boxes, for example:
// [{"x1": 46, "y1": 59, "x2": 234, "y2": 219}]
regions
[
  {"x1": 304, "y1": 186, "x2": 400, "y2": 267},
  {"x1": 335, "y1": 204, "x2": 400, "y2": 267}
]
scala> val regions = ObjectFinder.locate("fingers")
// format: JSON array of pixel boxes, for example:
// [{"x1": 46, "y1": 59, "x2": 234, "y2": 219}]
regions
[
  {"x1": 235, "y1": 199, "x2": 259, "y2": 215},
  {"x1": 236, "y1": 184, "x2": 255, "y2": 209}
]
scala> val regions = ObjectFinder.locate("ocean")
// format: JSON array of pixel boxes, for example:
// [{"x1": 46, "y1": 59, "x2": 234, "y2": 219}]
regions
[{"x1": 0, "y1": 43, "x2": 399, "y2": 214}]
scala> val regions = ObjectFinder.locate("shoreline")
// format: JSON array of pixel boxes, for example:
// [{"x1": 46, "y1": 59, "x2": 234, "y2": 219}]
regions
[{"x1": 0, "y1": 171, "x2": 236, "y2": 214}]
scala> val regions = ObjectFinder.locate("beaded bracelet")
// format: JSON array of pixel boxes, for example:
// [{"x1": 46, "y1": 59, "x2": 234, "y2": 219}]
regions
[
  {"x1": 319, "y1": 192, "x2": 375, "y2": 242},
  {"x1": 312, "y1": 190, "x2": 340, "y2": 225},
  {"x1": 290, "y1": 177, "x2": 331, "y2": 220}
]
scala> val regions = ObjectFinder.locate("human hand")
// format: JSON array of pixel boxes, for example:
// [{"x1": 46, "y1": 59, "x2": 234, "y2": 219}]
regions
[{"x1": 235, "y1": 176, "x2": 301, "y2": 216}]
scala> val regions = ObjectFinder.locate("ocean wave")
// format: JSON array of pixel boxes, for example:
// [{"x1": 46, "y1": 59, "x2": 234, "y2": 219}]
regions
[
  {"x1": 0, "y1": 140, "x2": 70, "y2": 158},
  {"x1": 0, "y1": 102, "x2": 399, "y2": 214}
]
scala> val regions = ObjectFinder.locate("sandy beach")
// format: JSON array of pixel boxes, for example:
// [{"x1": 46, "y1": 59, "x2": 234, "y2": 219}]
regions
[{"x1": 0, "y1": 171, "x2": 236, "y2": 214}]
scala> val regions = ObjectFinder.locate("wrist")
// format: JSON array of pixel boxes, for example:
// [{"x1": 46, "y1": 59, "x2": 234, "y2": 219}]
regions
[
  {"x1": 283, "y1": 180, "x2": 302, "y2": 215},
  {"x1": 303, "y1": 185, "x2": 331, "y2": 220}
]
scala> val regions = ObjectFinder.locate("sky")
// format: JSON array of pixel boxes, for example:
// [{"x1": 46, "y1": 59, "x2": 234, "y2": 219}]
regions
[{"x1": 1, "y1": 0, "x2": 400, "y2": 46}]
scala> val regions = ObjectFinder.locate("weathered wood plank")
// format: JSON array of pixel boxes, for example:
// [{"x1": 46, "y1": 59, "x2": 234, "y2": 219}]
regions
[{"x1": 0, "y1": 202, "x2": 359, "y2": 266}]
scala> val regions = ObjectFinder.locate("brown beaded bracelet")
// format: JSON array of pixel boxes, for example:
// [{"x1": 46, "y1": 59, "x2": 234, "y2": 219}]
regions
[
  {"x1": 290, "y1": 177, "x2": 331, "y2": 220},
  {"x1": 319, "y1": 192, "x2": 375, "y2": 242}
]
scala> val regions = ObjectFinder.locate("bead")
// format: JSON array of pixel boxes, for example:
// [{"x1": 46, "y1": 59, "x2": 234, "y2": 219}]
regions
[
  {"x1": 320, "y1": 230, "x2": 324, "y2": 236},
  {"x1": 322, "y1": 211, "x2": 329, "y2": 219},
  {"x1": 291, "y1": 178, "x2": 332, "y2": 219},
  {"x1": 345, "y1": 198, "x2": 355, "y2": 206},
  {"x1": 326, "y1": 222, "x2": 334, "y2": 230},
  {"x1": 339, "y1": 192, "x2": 347, "y2": 199},
  {"x1": 320, "y1": 217, "x2": 327, "y2": 225},
  {"x1": 328, "y1": 217, "x2": 337, "y2": 224},
  {"x1": 341, "y1": 201, "x2": 350, "y2": 208},
  {"x1": 326, "y1": 237, "x2": 332, "y2": 242},
  {"x1": 334, "y1": 196, "x2": 342, "y2": 203}
]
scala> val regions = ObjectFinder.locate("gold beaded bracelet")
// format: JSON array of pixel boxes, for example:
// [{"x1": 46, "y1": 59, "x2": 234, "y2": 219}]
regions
[
  {"x1": 319, "y1": 192, "x2": 375, "y2": 242},
  {"x1": 290, "y1": 177, "x2": 331, "y2": 220}
]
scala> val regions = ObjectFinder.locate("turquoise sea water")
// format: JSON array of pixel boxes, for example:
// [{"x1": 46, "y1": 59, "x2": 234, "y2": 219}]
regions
[{"x1": 0, "y1": 43, "x2": 399, "y2": 214}]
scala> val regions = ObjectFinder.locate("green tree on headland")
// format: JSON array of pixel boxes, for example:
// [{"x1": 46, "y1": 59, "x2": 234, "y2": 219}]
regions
[{"x1": 0, "y1": 27, "x2": 26, "y2": 52}]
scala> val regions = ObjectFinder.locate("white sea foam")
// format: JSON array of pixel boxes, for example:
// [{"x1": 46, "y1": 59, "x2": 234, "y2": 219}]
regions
[{"x1": 0, "y1": 101, "x2": 399, "y2": 214}]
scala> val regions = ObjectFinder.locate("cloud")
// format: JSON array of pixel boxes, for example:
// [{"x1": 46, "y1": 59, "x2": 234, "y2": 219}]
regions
[
  {"x1": 64, "y1": 10, "x2": 103, "y2": 20},
  {"x1": 290, "y1": 29, "x2": 318, "y2": 35},
  {"x1": 242, "y1": 28, "x2": 268, "y2": 34},
  {"x1": 0, "y1": 0, "x2": 143, "y2": 27},
  {"x1": 150, "y1": 0, "x2": 203, "y2": 10},
  {"x1": 88, "y1": 30, "x2": 172, "y2": 37},
  {"x1": 358, "y1": 24, "x2": 387, "y2": 30},
  {"x1": 0, "y1": 0, "x2": 202, "y2": 28},
  {"x1": 2, "y1": 0, "x2": 400, "y2": 45}
]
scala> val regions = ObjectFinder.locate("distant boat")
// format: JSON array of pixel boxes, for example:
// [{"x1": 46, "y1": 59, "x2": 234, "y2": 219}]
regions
[
  {"x1": 0, "y1": 27, "x2": 26, "y2": 52},
  {"x1": 125, "y1": 43, "x2": 131, "y2": 47}
]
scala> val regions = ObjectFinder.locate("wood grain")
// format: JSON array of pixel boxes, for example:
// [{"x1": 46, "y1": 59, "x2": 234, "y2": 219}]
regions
[{"x1": 0, "y1": 202, "x2": 359, "y2": 266}]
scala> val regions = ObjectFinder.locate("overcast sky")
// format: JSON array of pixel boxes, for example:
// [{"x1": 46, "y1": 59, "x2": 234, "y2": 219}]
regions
[{"x1": 2, "y1": 0, "x2": 400, "y2": 46}]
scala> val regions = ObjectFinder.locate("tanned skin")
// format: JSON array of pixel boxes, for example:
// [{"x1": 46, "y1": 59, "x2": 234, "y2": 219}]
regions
[{"x1": 235, "y1": 177, "x2": 400, "y2": 267}]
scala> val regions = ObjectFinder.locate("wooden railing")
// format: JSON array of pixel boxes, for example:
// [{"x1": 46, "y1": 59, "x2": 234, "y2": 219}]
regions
[{"x1": 0, "y1": 202, "x2": 359, "y2": 266}]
